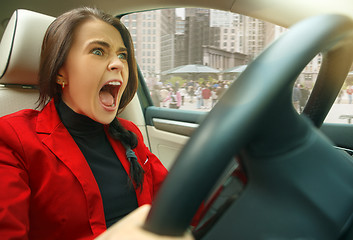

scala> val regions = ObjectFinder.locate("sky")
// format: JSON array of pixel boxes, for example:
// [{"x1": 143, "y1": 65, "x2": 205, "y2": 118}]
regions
[{"x1": 176, "y1": 8, "x2": 185, "y2": 19}]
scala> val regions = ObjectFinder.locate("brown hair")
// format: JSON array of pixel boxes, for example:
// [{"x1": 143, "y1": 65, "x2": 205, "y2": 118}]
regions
[{"x1": 37, "y1": 7, "x2": 138, "y2": 112}]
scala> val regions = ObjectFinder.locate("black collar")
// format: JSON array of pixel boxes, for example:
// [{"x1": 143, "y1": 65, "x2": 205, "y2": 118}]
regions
[{"x1": 56, "y1": 99, "x2": 104, "y2": 136}]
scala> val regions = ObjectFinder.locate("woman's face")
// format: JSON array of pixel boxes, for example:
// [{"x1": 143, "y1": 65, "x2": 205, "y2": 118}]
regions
[{"x1": 59, "y1": 19, "x2": 129, "y2": 124}]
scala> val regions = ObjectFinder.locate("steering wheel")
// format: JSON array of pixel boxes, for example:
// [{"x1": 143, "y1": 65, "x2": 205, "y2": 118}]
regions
[{"x1": 145, "y1": 14, "x2": 353, "y2": 239}]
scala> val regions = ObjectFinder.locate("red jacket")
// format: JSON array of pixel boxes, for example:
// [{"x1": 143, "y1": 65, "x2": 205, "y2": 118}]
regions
[{"x1": 0, "y1": 100, "x2": 168, "y2": 240}]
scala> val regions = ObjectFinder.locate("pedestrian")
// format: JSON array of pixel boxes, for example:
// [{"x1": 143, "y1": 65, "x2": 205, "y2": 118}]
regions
[
  {"x1": 180, "y1": 86, "x2": 187, "y2": 106},
  {"x1": 201, "y1": 85, "x2": 212, "y2": 109},
  {"x1": 195, "y1": 85, "x2": 203, "y2": 109},
  {"x1": 216, "y1": 82, "x2": 226, "y2": 99},
  {"x1": 188, "y1": 85, "x2": 195, "y2": 103}
]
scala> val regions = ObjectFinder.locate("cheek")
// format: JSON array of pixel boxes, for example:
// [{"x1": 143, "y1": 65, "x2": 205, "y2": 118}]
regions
[
  {"x1": 122, "y1": 68, "x2": 129, "y2": 92},
  {"x1": 118, "y1": 83, "x2": 128, "y2": 102}
]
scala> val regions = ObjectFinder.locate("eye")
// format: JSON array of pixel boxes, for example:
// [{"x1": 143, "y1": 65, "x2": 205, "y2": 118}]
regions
[
  {"x1": 117, "y1": 52, "x2": 128, "y2": 61},
  {"x1": 91, "y1": 48, "x2": 104, "y2": 56}
]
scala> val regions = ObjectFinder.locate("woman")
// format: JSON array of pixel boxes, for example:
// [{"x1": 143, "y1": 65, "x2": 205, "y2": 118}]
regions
[{"x1": 0, "y1": 7, "x2": 188, "y2": 240}]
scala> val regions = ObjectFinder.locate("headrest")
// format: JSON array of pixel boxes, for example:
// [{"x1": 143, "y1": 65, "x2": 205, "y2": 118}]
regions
[{"x1": 0, "y1": 9, "x2": 55, "y2": 85}]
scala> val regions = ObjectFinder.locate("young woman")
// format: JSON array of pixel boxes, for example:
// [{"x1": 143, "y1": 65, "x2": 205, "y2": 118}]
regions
[{"x1": 0, "y1": 7, "x2": 190, "y2": 240}]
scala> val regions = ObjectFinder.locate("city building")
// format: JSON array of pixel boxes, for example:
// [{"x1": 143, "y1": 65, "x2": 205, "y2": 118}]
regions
[
  {"x1": 122, "y1": 8, "x2": 320, "y2": 87},
  {"x1": 160, "y1": 9, "x2": 176, "y2": 74},
  {"x1": 121, "y1": 11, "x2": 162, "y2": 85}
]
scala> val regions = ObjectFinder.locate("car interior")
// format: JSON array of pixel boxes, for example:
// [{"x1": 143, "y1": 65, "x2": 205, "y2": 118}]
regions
[{"x1": 1, "y1": 0, "x2": 353, "y2": 239}]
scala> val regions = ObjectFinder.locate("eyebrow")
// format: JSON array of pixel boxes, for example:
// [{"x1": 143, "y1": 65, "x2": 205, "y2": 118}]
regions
[{"x1": 86, "y1": 40, "x2": 128, "y2": 52}]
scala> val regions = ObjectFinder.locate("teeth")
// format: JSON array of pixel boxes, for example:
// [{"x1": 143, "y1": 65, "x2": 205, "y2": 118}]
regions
[{"x1": 107, "y1": 81, "x2": 121, "y2": 86}]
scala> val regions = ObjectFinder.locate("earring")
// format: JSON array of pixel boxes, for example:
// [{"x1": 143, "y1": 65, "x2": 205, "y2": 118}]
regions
[{"x1": 56, "y1": 79, "x2": 66, "y2": 89}]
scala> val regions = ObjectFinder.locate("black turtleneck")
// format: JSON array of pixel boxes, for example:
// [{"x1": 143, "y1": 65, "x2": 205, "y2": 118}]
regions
[{"x1": 56, "y1": 100, "x2": 138, "y2": 228}]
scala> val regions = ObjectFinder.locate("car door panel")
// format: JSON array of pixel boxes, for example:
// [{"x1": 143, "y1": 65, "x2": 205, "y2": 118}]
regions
[
  {"x1": 144, "y1": 106, "x2": 206, "y2": 169},
  {"x1": 146, "y1": 125, "x2": 189, "y2": 169}
]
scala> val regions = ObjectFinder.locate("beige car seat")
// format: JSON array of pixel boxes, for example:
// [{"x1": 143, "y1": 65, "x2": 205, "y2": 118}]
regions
[{"x1": 0, "y1": 9, "x2": 54, "y2": 117}]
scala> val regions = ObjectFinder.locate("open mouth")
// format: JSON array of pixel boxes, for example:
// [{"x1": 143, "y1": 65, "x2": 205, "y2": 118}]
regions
[{"x1": 99, "y1": 81, "x2": 121, "y2": 108}]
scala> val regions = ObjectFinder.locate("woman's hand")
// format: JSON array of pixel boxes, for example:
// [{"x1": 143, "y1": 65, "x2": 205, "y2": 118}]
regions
[{"x1": 95, "y1": 205, "x2": 194, "y2": 240}]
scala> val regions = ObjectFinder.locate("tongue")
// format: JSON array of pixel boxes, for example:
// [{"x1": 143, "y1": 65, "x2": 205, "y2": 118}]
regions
[{"x1": 99, "y1": 91, "x2": 114, "y2": 106}]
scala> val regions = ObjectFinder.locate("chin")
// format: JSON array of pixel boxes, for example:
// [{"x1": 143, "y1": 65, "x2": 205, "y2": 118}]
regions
[
  {"x1": 89, "y1": 103, "x2": 117, "y2": 124},
  {"x1": 95, "y1": 111, "x2": 117, "y2": 125},
  {"x1": 94, "y1": 115, "x2": 115, "y2": 125}
]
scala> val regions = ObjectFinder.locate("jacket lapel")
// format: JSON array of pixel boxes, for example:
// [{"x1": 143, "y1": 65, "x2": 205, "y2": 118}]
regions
[
  {"x1": 36, "y1": 100, "x2": 98, "y2": 189},
  {"x1": 35, "y1": 100, "x2": 106, "y2": 231}
]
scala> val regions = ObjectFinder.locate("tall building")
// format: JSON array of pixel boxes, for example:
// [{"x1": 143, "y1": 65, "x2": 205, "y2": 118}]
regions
[
  {"x1": 175, "y1": 33, "x2": 187, "y2": 67},
  {"x1": 122, "y1": 9, "x2": 177, "y2": 84},
  {"x1": 181, "y1": 9, "x2": 268, "y2": 69},
  {"x1": 174, "y1": 16, "x2": 187, "y2": 67},
  {"x1": 160, "y1": 9, "x2": 176, "y2": 73},
  {"x1": 184, "y1": 8, "x2": 213, "y2": 65},
  {"x1": 121, "y1": 11, "x2": 162, "y2": 84},
  {"x1": 175, "y1": 16, "x2": 185, "y2": 34},
  {"x1": 210, "y1": 9, "x2": 234, "y2": 28},
  {"x1": 211, "y1": 10, "x2": 266, "y2": 59},
  {"x1": 122, "y1": 8, "x2": 319, "y2": 86}
]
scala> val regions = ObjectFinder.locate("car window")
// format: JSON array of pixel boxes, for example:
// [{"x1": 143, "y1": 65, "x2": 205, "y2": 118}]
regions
[
  {"x1": 325, "y1": 78, "x2": 353, "y2": 124},
  {"x1": 121, "y1": 8, "x2": 286, "y2": 112},
  {"x1": 121, "y1": 8, "x2": 351, "y2": 123}
]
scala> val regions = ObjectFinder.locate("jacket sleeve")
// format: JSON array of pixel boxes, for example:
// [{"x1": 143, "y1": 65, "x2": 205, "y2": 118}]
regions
[{"x1": 0, "y1": 118, "x2": 30, "y2": 240}]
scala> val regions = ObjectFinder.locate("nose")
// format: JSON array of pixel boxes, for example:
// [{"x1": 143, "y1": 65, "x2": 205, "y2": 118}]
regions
[{"x1": 108, "y1": 55, "x2": 124, "y2": 71}]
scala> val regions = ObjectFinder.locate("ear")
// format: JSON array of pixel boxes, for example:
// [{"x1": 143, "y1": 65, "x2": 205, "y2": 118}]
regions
[
  {"x1": 56, "y1": 74, "x2": 68, "y2": 88},
  {"x1": 56, "y1": 68, "x2": 68, "y2": 87},
  {"x1": 57, "y1": 67, "x2": 67, "y2": 79}
]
